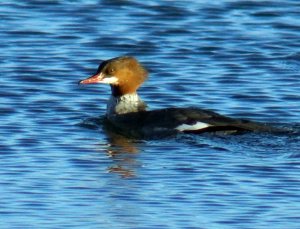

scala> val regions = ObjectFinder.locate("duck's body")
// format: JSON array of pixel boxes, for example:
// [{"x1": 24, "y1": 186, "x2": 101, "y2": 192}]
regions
[{"x1": 79, "y1": 56, "x2": 275, "y2": 138}]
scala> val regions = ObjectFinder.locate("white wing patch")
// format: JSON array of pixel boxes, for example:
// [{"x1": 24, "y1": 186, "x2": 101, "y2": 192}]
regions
[{"x1": 175, "y1": 122, "x2": 212, "y2": 132}]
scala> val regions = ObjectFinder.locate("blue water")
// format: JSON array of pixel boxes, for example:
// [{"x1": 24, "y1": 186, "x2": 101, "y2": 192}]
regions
[{"x1": 1, "y1": 1, "x2": 300, "y2": 228}]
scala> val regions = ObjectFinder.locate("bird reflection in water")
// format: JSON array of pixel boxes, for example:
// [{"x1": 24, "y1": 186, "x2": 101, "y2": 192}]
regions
[
  {"x1": 105, "y1": 130, "x2": 142, "y2": 179},
  {"x1": 80, "y1": 117, "x2": 143, "y2": 178}
]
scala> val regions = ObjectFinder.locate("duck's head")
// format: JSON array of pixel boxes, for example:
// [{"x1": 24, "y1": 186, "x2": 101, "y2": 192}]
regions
[{"x1": 79, "y1": 56, "x2": 148, "y2": 96}]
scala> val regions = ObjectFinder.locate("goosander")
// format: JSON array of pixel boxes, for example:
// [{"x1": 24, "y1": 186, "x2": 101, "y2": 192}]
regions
[{"x1": 79, "y1": 56, "x2": 275, "y2": 138}]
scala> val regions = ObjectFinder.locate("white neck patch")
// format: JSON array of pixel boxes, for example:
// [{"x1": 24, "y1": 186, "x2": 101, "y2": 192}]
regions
[{"x1": 106, "y1": 93, "x2": 146, "y2": 116}]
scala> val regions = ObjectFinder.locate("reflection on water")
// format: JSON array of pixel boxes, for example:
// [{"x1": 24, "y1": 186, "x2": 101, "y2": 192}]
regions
[
  {"x1": 80, "y1": 117, "x2": 141, "y2": 178},
  {"x1": 105, "y1": 130, "x2": 141, "y2": 179}
]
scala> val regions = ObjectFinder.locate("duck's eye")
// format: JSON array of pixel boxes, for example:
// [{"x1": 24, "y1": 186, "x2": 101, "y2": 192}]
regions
[{"x1": 107, "y1": 68, "x2": 115, "y2": 75}]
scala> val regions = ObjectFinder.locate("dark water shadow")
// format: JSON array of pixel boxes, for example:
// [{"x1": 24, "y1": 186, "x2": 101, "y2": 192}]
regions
[
  {"x1": 78, "y1": 116, "x2": 145, "y2": 178},
  {"x1": 78, "y1": 116, "x2": 300, "y2": 178}
]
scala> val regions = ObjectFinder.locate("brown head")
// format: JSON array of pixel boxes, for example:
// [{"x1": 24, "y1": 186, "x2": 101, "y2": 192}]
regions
[{"x1": 79, "y1": 56, "x2": 148, "y2": 96}]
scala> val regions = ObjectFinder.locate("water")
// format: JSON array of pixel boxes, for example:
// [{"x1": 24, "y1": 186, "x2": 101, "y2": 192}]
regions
[{"x1": 1, "y1": 1, "x2": 300, "y2": 228}]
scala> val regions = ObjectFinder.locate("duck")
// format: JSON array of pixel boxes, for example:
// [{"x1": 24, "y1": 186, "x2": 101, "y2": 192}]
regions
[{"x1": 79, "y1": 56, "x2": 276, "y2": 138}]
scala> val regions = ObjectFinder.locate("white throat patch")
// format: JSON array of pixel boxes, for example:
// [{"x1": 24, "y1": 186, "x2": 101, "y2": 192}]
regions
[{"x1": 101, "y1": 75, "x2": 118, "y2": 84}]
